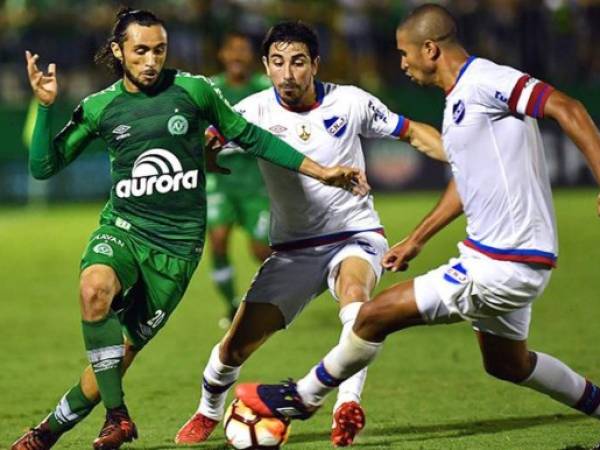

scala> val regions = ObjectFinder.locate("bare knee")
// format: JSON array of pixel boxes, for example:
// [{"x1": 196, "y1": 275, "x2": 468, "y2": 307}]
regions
[
  {"x1": 79, "y1": 267, "x2": 120, "y2": 321},
  {"x1": 339, "y1": 282, "x2": 369, "y2": 303},
  {"x1": 483, "y1": 351, "x2": 536, "y2": 383}
]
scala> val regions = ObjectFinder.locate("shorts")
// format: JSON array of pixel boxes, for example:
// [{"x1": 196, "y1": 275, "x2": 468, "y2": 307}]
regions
[
  {"x1": 414, "y1": 242, "x2": 552, "y2": 341},
  {"x1": 80, "y1": 225, "x2": 199, "y2": 350},
  {"x1": 206, "y1": 190, "x2": 270, "y2": 242},
  {"x1": 244, "y1": 231, "x2": 389, "y2": 326}
]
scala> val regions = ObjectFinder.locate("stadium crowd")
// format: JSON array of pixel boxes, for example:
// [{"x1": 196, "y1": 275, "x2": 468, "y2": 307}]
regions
[{"x1": 0, "y1": 0, "x2": 599, "y2": 104}]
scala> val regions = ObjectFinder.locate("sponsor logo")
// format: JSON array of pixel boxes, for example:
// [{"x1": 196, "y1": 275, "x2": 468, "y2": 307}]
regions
[
  {"x1": 368, "y1": 100, "x2": 388, "y2": 123},
  {"x1": 92, "y1": 359, "x2": 119, "y2": 372},
  {"x1": 93, "y1": 234, "x2": 125, "y2": 247},
  {"x1": 116, "y1": 148, "x2": 198, "y2": 198},
  {"x1": 167, "y1": 114, "x2": 189, "y2": 135},
  {"x1": 452, "y1": 100, "x2": 466, "y2": 124},
  {"x1": 147, "y1": 310, "x2": 166, "y2": 329},
  {"x1": 93, "y1": 243, "x2": 114, "y2": 257},
  {"x1": 269, "y1": 124, "x2": 287, "y2": 134},
  {"x1": 323, "y1": 116, "x2": 348, "y2": 138},
  {"x1": 276, "y1": 407, "x2": 306, "y2": 417},
  {"x1": 112, "y1": 124, "x2": 131, "y2": 142},
  {"x1": 115, "y1": 217, "x2": 131, "y2": 231},
  {"x1": 494, "y1": 91, "x2": 508, "y2": 103},
  {"x1": 296, "y1": 122, "x2": 311, "y2": 141}
]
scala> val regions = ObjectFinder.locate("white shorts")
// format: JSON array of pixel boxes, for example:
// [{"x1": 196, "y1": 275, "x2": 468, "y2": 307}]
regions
[
  {"x1": 414, "y1": 243, "x2": 552, "y2": 340},
  {"x1": 244, "y1": 232, "x2": 389, "y2": 326}
]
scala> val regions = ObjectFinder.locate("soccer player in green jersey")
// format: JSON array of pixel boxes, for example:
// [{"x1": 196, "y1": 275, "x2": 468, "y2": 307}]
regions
[
  {"x1": 11, "y1": 8, "x2": 367, "y2": 450},
  {"x1": 207, "y1": 32, "x2": 273, "y2": 326}
]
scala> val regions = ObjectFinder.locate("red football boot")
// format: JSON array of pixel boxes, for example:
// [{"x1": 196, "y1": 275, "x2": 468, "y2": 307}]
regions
[
  {"x1": 331, "y1": 401, "x2": 365, "y2": 447},
  {"x1": 174, "y1": 412, "x2": 219, "y2": 445}
]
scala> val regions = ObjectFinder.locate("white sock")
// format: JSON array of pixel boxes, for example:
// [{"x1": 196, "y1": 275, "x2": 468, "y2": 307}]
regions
[
  {"x1": 197, "y1": 344, "x2": 241, "y2": 420},
  {"x1": 334, "y1": 303, "x2": 368, "y2": 411},
  {"x1": 520, "y1": 352, "x2": 600, "y2": 417},
  {"x1": 297, "y1": 329, "x2": 382, "y2": 407}
]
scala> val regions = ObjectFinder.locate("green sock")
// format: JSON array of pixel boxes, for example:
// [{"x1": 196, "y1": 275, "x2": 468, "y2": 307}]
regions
[
  {"x1": 212, "y1": 254, "x2": 236, "y2": 313},
  {"x1": 47, "y1": 382, "x2": 99, "y2": 433},
  {"x1": 82, "y1": 311, "x2": 125, "y2": 409}
]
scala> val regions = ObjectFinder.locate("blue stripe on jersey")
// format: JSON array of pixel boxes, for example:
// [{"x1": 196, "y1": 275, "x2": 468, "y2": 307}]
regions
[
  {"x1": 464, "y1": 238, "x2": 557, "y2": 267},
  {"x1": 456, "y1": 56, "x2": 477, "y2": 85},
  {"x1": 391, "y1": 115, "x2": 407, "y2": 137},
  {"x1": 532, "y1": 84, "x2": 551, "y2": 118},
  {"x1": 316, "y1": 362, "x2": 343, "y2": 387}
]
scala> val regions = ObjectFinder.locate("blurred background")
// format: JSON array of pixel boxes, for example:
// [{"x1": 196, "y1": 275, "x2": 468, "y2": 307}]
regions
[{"x1": 0, "y1": 0, "x2": 599, "y2": 202}]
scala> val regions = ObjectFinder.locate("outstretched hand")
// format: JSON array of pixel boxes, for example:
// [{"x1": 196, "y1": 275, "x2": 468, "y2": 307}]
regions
[
  {"x1": 381, "y1": 238, "x2": 422, "y2": 272},
  {"x1": 25, "y1": 50, "x2": 57, "y2": 106},
  {"x1": 321, "y1": 166, "x2": 370, "y2": 196},
  {"x1": 204, "y1": 134, "x2": 231, "y2": 175}
]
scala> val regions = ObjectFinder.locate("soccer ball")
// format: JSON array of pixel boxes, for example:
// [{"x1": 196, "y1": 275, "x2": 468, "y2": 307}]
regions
[{"x1": 224, "y1": 398, "x2": 291, "y2": 449}]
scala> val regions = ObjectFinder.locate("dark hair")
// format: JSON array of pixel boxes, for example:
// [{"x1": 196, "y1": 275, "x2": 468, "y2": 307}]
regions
[
  {"x1": 261, "y1": 21, "x2": 319, "y2": 61},
  {"x1": 94, "y1": 7, "x2": 165, "y2": 76}
]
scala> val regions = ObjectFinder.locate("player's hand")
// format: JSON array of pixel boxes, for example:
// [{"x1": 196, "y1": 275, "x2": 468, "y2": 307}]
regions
[
  {"x1": 25, "y1": 50, "x2": 57, "y2": 106},
  {"x1": 204, "y1": 134, "x2": 231, "y2": 175},
  {"x1": 381, "y1": 238, "x2": 422, "y2": 272},
  {"x1": 321, "y1": 166, "x2": 370, "y2": 196}
]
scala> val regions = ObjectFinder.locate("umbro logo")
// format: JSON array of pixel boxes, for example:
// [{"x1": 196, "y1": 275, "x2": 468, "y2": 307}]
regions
[
  {"x1": 112, "y1": 124, "x2": 131, "y2": 141},
  {"x1": 269, "y1": 124, "x2": 287, "y2": 134}
]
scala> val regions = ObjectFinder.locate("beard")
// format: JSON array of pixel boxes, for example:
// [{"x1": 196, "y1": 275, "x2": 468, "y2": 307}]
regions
[{"x1": 122, "y1": 58, "x2": 160, "y2": 92}]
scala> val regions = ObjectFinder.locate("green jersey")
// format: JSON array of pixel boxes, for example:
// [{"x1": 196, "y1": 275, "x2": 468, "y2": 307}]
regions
[
  {"x1": 209, "y1": 73, "x2": 272, "y2": 194},
  {"x1": 30, "y1": 69, "x2": 305, "y2": 259}
]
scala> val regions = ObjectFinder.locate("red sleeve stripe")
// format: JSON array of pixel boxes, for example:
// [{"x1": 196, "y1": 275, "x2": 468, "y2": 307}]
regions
[
  {"x1": 508, "y1": 75, "x2": 531, "y2": 112},
  {"x1": 525, "y1": 82, "x2": 547, "y2": 117}
]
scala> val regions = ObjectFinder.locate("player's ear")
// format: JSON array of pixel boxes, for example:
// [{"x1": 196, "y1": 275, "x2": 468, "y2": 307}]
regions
[
  {"x1": 111, "y1": 42, "x2": 123, "y2": 62},
  {"x1": 311, "y1": 56, "x2": 320, "y2": 76},
  {"x1": 262, "y1": 56, "x2": 270, "y2": 76},
  {"x1": 423, "y1": 40, "x2": 440, "y2": 61}
]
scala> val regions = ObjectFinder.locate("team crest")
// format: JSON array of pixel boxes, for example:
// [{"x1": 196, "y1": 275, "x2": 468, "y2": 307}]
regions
[
  {"x1": 452, "y1": 100, "x2": 466, "y2": 124},
  {"x1": 93, "y1": 243, "x2": 114, "y2": 257},
  {"x1": 296, "y1": 122, "x2": 311, "y2": 141},
  {"x1": 168, "y1": 114, "x2": 189, "y2": 135},
  {"x1": 323, "y1": 116, "x2": 348, "y2": 138}
]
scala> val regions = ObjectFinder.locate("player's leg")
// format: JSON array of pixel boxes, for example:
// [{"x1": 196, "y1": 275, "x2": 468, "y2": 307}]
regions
[
  {"x1": 176, "y1": 249, "x2": 329, "y2": 444},
  {"x1": 328, "y1": 256, "x2": 377, "y2": 446},
  {"x1": 476, "y1": 328, "x2": 600, "y2": 418},
  {"x1": 207, "y1": 190, "x2": 238, "y2": 323}
]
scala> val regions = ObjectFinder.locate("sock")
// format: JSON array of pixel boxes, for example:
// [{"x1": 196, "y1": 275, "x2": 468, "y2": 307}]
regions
[
  {"x1": 198, "y1": 344, "x2": 241, "y2": 420},
  {"x1": 82, "y1": 311, "x2": 125, "y2": 410},
  {"x1": 520, "y1": 352, "x2": 600, "y2": 417},
  {"x1": 212, "y1": 254, "x2": 236, "y2": 314},
  {"x1": 47, "y1": 383, "x2": 100, "y2": 433},
  {"x1": 334, "y1": 303, "x2": 368, "y2": 411},
  {"x1": 298, "y1": 330, "x2": 382, "y2": 407}
]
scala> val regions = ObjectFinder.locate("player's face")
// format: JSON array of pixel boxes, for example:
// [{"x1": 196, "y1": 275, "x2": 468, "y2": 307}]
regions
[
  {"x1": 396, "y1": 28, "x2": 435, "y2": 86},
  {"x1": 219, "y1": 36, "x2": 254, "y2": 79},
  {"x1": 263, "y1": 41, "x2": 319, "y2": 106},
  {"x1": 113, "y1": 23, "x2": 167, "y2": 91}
]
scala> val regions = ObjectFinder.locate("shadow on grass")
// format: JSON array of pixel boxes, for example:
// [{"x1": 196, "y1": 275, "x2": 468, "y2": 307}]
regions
[{"x1": 288, "y1": 413, "x2": 592, "y2": 447}]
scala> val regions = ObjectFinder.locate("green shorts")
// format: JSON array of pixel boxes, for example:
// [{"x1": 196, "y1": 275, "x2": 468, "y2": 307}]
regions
[
  {"x1": 207, "y1": 190, "x2": 270, "y2": 242},
  {"x1": 80, "y1": 225, "x2": 199, "y2": 350}
]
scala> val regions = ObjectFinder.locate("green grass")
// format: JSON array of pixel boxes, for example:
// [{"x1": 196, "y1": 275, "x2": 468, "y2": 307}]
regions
[{"x1": 1, "y1": 189, "x2": 599, "y2": 449}]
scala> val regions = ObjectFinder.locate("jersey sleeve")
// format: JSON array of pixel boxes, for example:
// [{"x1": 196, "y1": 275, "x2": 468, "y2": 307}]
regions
[
  {"x1": 478, "y1": 64, "x2": 554, "y2": 119},
  {"x1": 355, "y1": 88, "x2": 410, "y2": 139},
  {"x1": 29, "y1": 101, "x2": 97, "y2": 179}
]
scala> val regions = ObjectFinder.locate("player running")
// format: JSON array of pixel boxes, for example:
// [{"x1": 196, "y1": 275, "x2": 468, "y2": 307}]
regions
[
  {"x1": 11, "y1": 8, "x2": 367, "y2": 450},
  {"x1": 207, "y1": 32, "x2": 273, "y2": 327},
  {"x1": 236, "y1": 5, "x2": 600, "y2": 444},
  {"x1": 175, "y1": 21, "x2": 445, "y2": 447}
]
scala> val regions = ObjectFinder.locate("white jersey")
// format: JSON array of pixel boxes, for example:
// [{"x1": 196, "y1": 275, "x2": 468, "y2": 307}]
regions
[
  {"x1": 443, "y1": 56, "x2": 557, "y2": 267},
  {"x1": 222, "y1": 81, "x2": 408, "y2": 248}
]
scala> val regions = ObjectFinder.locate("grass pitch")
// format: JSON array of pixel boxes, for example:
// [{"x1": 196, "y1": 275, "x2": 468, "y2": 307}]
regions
[{"x1": 1, "y1": 189, "x2": 599, "y2": 449}]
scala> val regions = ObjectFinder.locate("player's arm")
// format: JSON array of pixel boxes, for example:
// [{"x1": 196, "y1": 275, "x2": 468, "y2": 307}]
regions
[
  {"x1": 382, "y1": 179, "x2": 463, "y2": 272},
  {"x1": 542, "y1": 90, "x2": 600, "y2": 214},
  {"x1": 26, "y1": 51, "x2": 94, "y2": 179},
  {"x1": 401, "y1": 120, "x2": 447, "y2": 162}
]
